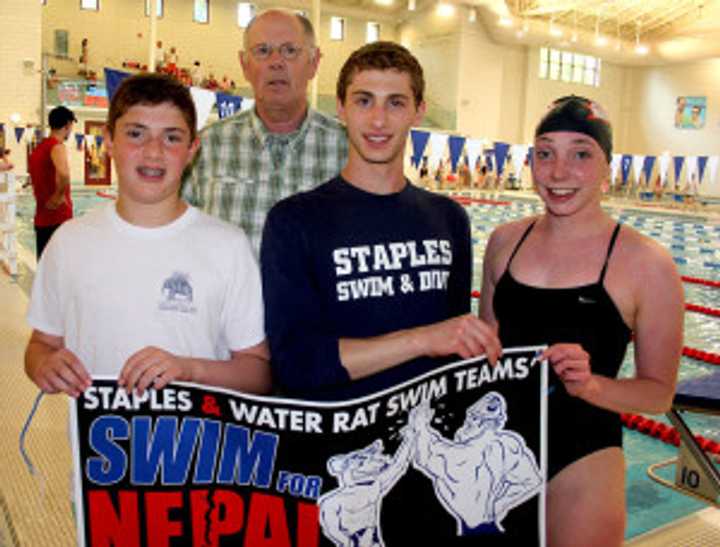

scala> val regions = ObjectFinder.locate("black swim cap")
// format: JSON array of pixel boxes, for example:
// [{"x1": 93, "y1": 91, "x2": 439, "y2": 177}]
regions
[{"x1": 535, "y1": 96, "x2": 612, "y2": 162}]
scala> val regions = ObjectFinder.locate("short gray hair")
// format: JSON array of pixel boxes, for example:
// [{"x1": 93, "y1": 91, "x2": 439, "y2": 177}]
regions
[{"x1": 243, "y1": 9, "x2": 316, "y2": 51}]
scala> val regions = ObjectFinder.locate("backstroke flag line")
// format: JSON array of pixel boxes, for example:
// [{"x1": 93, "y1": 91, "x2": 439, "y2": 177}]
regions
[{"x1": 71, "y1": 347, "x2": 548, "y2": 547}]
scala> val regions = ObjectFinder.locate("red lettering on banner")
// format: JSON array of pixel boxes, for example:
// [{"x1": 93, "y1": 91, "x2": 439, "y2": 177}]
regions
[
  {"x1": 87, "y1": 489, "x2": 318, "y2": 546},
  {"x1": 146, "y1": 491, "x2": 183, "y2": 546},
  {"x1": 296, "y1": 501, "x2": 320, "y2": 547},
  {"x1": 201, "y1": 395, "x2": 222, "y2": 416},
  {"x1": 88, "y1": 490, "x2": 140, "y2": 547},
  {"x1": 191, "y1": 489, "x2": 245, "y2": 546},
  {"x1": 245, "y1": 492, "x2": 291, "y2": 547}
]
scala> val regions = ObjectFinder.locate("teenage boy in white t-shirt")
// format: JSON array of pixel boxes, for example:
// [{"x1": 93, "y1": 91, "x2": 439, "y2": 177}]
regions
[{"x1": 25, "y1": 73, "x2": 271, "y2": 397}]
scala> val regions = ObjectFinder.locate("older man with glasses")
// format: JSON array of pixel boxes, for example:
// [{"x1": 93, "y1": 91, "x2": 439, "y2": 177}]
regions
[{"x1": 183, "y1": 9, "x2": 348, "y2": 254}]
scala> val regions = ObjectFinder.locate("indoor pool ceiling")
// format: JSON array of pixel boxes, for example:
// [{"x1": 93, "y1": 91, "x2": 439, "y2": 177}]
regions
[
  {"x1": 498, "y1": 0, "x2": 720, "y2": 64},
  {"x1": 297, "y1": 0, "x2": 720, "y2": 65},
  {"x1": 505, "y1": 0, "x2": 714, "y2": 41}
]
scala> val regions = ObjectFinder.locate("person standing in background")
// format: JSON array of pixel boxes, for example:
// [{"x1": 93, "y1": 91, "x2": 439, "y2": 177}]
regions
[
  {"x1": 190, "y1": 60, "x2": 203, "y2": 86},
  {"x1": 154, "y1": 40, "x2": 165, "y2": 72},
  {"x1": 79, "y1": 38, "x2": 89, "y2": 76},
  {"x1": 183, "y1": 9, "x2": 347, "y2": 254},
  {"x1": 166, "y1": 46, "x2": 179, "y2": 78},
  {"x1": 28, "y1": 106, "x2": 76, "y2": 259}
]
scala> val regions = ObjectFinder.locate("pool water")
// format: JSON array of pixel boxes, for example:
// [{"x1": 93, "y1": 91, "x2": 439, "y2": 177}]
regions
[
  {"x1": 14, "y1": 188, "x2": 113, "y2": 256},
  {"x1": 11, "y1": 188, "x2": 720, "y2": 540}
]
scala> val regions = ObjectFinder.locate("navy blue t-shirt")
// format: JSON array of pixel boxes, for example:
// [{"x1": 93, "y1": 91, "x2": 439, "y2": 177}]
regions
[{"x1": 261, "y1": 176, "x2": 472, "y2": 401}]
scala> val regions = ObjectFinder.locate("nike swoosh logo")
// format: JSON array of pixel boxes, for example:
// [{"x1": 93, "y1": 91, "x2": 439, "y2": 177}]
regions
[{"x1": 578, "y1": 296, "x2": 596, "y2": 304}]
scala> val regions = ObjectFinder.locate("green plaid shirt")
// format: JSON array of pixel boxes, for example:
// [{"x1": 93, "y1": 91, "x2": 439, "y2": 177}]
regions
[{"x1": 182, "y1": 108, "x2": 348, "y2": 254}]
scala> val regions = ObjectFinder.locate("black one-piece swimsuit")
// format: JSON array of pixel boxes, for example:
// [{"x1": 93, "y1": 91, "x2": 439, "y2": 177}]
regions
[{"x1": 493, "y1": 221, "x2": 632, "y2": 478}]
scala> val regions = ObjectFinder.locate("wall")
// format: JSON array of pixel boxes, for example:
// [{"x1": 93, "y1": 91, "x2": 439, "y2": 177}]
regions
[
  {"x1": 1, "y1": 0, "x2": 42, "y2": 176},
  {"x1": 456, "y1": 13, "x2": 527, "y2": 142},
  {"x1": 399, "y1": 6, "x2": 461, "y2": 129},
  {"x1": 623, "y1": 58, "x2": 720, "y2": 156},
  {"x1": 41, "y1": 0, "x2": 397, "y2": 100},
  {"x1": 316, "y1": 15, "x2": 396, "y2": 98}
]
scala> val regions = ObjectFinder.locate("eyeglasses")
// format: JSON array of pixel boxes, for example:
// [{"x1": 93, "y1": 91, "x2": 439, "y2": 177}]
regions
[{"x1": 247, "y1": 43, "x2": 306, "y2": 61}]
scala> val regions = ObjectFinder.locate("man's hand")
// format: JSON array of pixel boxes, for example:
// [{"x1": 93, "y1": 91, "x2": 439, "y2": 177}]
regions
[
  {"x1": 417, "y1": 314, "x2": 502, "y2": 364},
  {"x1": 119, "y1": 346, "x2": 190, "y2": 395}
]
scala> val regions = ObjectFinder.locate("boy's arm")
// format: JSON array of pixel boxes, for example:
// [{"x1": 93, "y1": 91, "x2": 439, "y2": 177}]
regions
[
  {"x1": 118, "y1": 341, "x2": 271, "y2": 395},
  {"x1": 25, "y1": 329, "x2": 91, "y2": 398},
  {"x1": 48, "y1": 143, "x2": 70, "y2": 209},
  {"x1": 338, "y1": 315, "x2": 500, "y2": 380}
]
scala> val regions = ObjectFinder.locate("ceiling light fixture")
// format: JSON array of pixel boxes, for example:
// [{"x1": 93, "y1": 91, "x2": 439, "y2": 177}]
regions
[
  {"x1": 549, "y1": 17, "x2": 563, "y2": 37},
  {"x1": 408, "y1": 0, "x2": 416, "y2": 11},
  {"x1": 635, "y1": 23, "x2": 648, "y2": 55},
  {"x1": 436, "y1": 2, "x2": 454, "y2": 17},
  {"x1": 570, "y1": 10, "x2": 578, "y2": 43},
  {"x1": 635, "y1": 42, "x2": 649, "y2": 55},
  {"x1": 594, "y1": 18, "x2": 607, "y2": 47}
]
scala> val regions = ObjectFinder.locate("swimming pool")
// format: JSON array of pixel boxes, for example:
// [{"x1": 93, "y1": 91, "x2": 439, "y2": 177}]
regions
[
  {"x1": 11, "y1": 187, "x2": 720, "y2": 540},
  {"x1": 13, "y1": 187, "x2": 113, "y2": 257}
]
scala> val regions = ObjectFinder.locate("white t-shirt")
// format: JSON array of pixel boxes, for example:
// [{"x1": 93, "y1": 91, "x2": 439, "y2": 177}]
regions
[{"x1": 27, "y1": 203, "x2": 264, "y2": 376}]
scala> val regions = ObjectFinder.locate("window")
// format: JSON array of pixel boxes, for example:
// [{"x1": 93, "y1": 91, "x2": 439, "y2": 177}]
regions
[
  {"x1": 145, "y1": 0, "x2": 163, "y2": 17},
  {"x1": 80, "y1": 0, "x2": 99, "y2": 10},
  {"x1": 330, "y1": 16, "x2": 345, "y2": 41},
  {"x1": 539, "y1": 47, "x2": 601, "y2": 87},
  {"x1": 366, "y1": 22, "x2": 380, "y2": 43},
  {"x1": 54, "y1": 29, "x2": 69, "y2": 57},
  {"x1": 237, "y1": 2, "x2": 255, "y2": 28},
  {"x1": 193, "y1": 0, "x2": 209, "y2": 23}
]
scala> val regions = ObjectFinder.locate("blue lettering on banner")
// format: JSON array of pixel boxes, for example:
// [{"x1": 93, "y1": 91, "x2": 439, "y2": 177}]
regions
[
  {"x1": 86, "y1": 416, "x2": 279, "y2": 488},
  {"x1": 87, "y1": 416, "x2": 129, "y2": 485}
]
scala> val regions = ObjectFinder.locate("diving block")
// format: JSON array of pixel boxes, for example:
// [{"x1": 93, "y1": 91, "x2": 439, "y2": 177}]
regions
[{"x1": 647, "y1": 371, "x2": 720, "y2": 506}]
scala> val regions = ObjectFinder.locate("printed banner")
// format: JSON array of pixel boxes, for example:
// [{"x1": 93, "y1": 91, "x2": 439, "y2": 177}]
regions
[{"x1": 71, "y1": 348, "x2": 547, "y2": 546}]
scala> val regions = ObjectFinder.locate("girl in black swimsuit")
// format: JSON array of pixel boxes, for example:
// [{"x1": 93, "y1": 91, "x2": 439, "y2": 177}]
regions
[{"x1": 479, "y1": 96, "x2": 684, "y2": 547}]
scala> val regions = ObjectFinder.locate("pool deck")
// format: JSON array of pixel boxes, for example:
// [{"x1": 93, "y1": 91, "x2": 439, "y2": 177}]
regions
[
  {"x1": 2, "y1": 188, "x2": 720, "y2": 545},
  {"x1": 0, "y1": 268, "x2": 76, "y2": 546},
  {"x1": 626, "y1": 508, "x2": 720, "y2": 546}
]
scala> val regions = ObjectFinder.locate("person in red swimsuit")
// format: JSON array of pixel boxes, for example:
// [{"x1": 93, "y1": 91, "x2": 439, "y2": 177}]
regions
[
  {"x1": 28, "y1": 105, "x2": 76, "y2": 259},
  {"x1": 479, "y1": 96, "x2": 684, "y2": 546}
]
